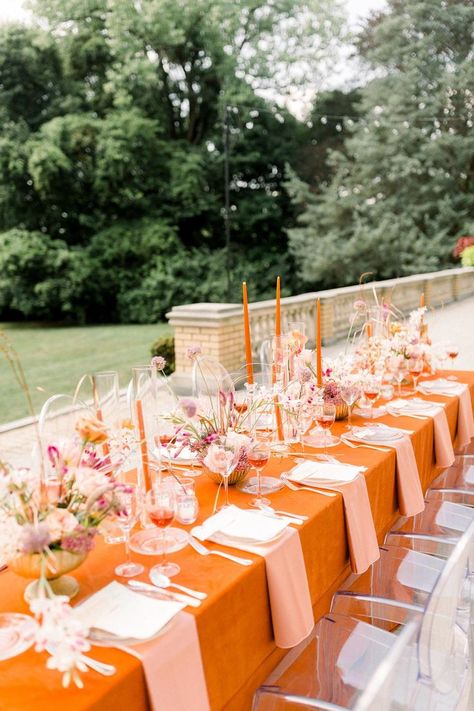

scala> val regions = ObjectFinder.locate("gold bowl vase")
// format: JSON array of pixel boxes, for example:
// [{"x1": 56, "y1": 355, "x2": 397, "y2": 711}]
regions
[
  {"x1": 202, "y1": 462, "x2": 251, "y2": 486},
  {"x1": 10, "y1": 550, "x2": 87, "y2": 602},
  {"x1": 335, "y1": 403, "x2": 349, "y2": 421}
]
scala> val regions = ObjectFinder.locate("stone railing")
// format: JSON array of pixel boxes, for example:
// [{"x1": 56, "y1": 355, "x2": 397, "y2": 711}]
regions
[{"x1": 166, "y1": 267, "x2": 474, "y2": 391}]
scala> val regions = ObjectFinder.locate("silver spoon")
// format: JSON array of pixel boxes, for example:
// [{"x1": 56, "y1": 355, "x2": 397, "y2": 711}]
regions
[
  {"x1": 149, "y1": 570, "x2": 207, "y2": 600},
  {"x1": 249, "y1": 501, "x2": 308, "y2": 521}
]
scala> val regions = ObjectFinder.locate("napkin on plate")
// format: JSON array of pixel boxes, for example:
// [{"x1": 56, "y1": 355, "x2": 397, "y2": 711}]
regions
[
  {"x1": 388, "y1": 398, "x2": 437, "y2": 413},
  {"x1": 289, "y1": 460, "x2": 364, "y2": 484},
  {"x1": 419, "y1": 379, "x2": 463, "y2": 395},
  {"x1": 191, "y1": 505, "x2": 288, "y2": 543},
  {"x1": 75, "y1": 581, "x2": 184, "y2": 640}
]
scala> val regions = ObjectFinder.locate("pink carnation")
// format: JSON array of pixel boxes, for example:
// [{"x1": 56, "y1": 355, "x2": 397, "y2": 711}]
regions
[{"x1": 151, "y1": 356, "x2": 167, "y2": 371}]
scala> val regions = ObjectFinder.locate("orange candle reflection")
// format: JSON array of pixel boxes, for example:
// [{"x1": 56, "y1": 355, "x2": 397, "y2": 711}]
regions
[
  {"x1": 316, "y1": 299, "x2": 322, "y2": 386},
  {"x1": 242, "y1": 282, "x2": 254, "y2": 385}
]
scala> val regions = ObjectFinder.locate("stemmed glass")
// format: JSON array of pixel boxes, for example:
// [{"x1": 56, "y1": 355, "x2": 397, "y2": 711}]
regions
[
  {"x1": 295, "y1": 404, "x2": 314, "y2": 453},
  {"x1": 394, "y1": 361, "x2": 409, "y2": 398},
  {"x1": 409, "y1": 357, "x2": 424, "y2": 394},
  {"x1": 314, "y1": 402, "x2": 336, "y2": 456},
  {"x1": 445, "y1": 342, "x2": 459, "y2": 380},
  {"x1": 114, "y1": 484, "x2": 144, "y2": 578},
  {"x1": 363, "y1": 375, "x2": 382, "y2": 419},
  {"x1": 204, "y1": 435, "x2": 241, "y2": 510},
  {"x1": 146, "y1": 483, "x2": 180, "y2": 578},
  {"x1": 340, "y1": 381, "x2": 360, "y2": 433},
  {"x1": 247, "y1": 439, "x2": 271, "y2": 506}
]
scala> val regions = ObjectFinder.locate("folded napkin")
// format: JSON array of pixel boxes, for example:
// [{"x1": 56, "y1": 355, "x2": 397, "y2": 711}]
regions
[
  {"x1": 420, "y1": 381, "x2": 474, "y2": 448},
  {"x1": 387, "y1": 399, "x2": 455, "y2": 469},
  {"x1": 351, "y1": 424, "x2": 411, "y2": 441},
  {"x1": 289, "y1": 460, "x2": 365, "y2": 484},
  {"x1": 75, "y1": 581, "x2": 184, "y2": 640},
  {"x1": 289, "y1": 461, "x2": 379, "y2": 574},
  {"x1": 191, "y1": 505, "x2": 288, "y2": 543},
  {"x1": 193, "y1": 507, "x2": 312, "y2": 649},
  {"x1": 384, "y1": 437, "x2": 425, "y2": 516},
  {"x1": 123, "y1": 612, "x2": 211, "y2": 711}
]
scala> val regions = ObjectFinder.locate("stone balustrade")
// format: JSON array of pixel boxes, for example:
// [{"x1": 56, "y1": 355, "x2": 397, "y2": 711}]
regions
[{"x1": 166, "y1": 267, "x2": 474, "y2": 391}]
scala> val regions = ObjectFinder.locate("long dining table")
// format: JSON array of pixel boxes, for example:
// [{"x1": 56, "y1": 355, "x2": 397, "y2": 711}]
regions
[{"x1": 1, "y1": 369, "x2": 473, "y2": 711}]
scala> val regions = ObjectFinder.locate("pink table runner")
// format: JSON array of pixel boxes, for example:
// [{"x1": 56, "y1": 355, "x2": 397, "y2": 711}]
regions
[
  {"x1": 457, "y1": 386, "x2": 474, "y2": 448},
  {"x1": 431, "y1": 408, "x2": 455, "y2": 468},
  {"x1": 386, "y1": 436, "x2": 425, "y2": 516},
  {"x1": 327, "y1": 476, "x2": 380, "y2": 574},
  {"x1": 208, "y1": 527, "x2": 314, "y2": 648},
  {"x1": 121, "y1": 612, "x2": 210, "y2": 711}
]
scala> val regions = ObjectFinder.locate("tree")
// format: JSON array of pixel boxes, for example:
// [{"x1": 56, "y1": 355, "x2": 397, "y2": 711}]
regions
[{"x1": 287, "y1": 0, "x2": 474, "y2": 289}]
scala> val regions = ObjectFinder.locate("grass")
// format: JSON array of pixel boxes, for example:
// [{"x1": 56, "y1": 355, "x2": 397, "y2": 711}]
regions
[{"x1": 0, "y1": 322, "x2": 171, "y2": 424}]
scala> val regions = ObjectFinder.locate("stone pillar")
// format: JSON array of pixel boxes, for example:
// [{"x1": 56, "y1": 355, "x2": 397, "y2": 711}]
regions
[{"x1": 166, "y1": 303, "x2": 245, "y2": 392}]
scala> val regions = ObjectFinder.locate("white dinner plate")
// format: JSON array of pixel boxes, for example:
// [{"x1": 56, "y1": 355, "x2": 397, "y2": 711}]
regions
[
  {"x1": 210, "y1": 526, "x2": 287, "y2": 547},
  {"x1": 390, "y1": 399, "x2": 434, "y2": 413},
  {"x1": 0, "y1": 613, "x2": 38, "y2": 661},
  {"x1": 350, "y1": 427, "x2": 403, "y2": 443}
]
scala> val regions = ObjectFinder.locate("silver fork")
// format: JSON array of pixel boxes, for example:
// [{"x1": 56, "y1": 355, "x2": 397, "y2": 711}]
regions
[
  {"x1": 280, "y1": 475, "x2": 337, "y2": 497},
  {"x1": 340, "y1": 437, "x2": 390, "y2": 453},
  {"x1": 188, "y1": 536, "x2": 253, "y2": 566}
]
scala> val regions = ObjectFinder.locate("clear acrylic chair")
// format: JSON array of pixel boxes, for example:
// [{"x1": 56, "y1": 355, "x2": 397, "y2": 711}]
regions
[
  {"x1": 331, "y1": 519, "x2": 474, "y2": 710},
  {"x1": 252, "y1": 614, "x2": 419, "y2": 711},
  {"x1": 426, "y1": 455, "x2": 474, "y2": 507}
]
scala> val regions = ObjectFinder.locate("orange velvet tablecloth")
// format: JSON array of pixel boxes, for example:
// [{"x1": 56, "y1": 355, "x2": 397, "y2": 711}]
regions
[{"x1": 1, "y1": 370, "x2": 473, "y2": 711}]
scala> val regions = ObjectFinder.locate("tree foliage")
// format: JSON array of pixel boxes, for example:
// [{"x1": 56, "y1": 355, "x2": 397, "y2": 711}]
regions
[{"x1": 287, "y1": 0, "x2": 474, "y2": 288}]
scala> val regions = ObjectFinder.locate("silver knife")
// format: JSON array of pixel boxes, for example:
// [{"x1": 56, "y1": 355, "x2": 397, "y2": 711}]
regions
[{"x1": 127, "y1": 580, "x2": 201, "y2": 608}]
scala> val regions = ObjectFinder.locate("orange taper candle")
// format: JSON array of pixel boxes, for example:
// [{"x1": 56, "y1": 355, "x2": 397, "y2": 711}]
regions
[
  {"x1": 366, "y1": 322, "x2": 372, "y2": 339},
  {"x1": 242, "y1": 281, "x2": 254, "y2": 385},
  {"x1": 275, "y1": 275, "x2": 281, "y2": 337},
  {"x1": 420, "y1": 292, "x2": 425, "y2": 308},
  {"x1": 136, "y1": 399, "x2": 151, "y2": 491},
  {"x1": 316, "y1": 298, "x2": 322, "y2": 386}
]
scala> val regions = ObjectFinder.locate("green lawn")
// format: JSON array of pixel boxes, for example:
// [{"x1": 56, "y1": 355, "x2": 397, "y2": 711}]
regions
[{"x1": 0, "y1": 322, "x2": 171, "y2": 424}]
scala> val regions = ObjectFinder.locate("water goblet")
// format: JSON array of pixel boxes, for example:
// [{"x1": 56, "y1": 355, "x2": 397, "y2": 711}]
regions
[
  {"x1": 409, "y1": 357, "x2": 424, "y2": 394},
  {"x1": 340, "y1": 382, "x2": 360, "y2": 433},
  {"x1": 203, "y1": 435, "x2": 241, "y2": 510},
  {"x1": 445, "y1": 342, "x2": 459, "y2": 380},
  {"x1": 247, "y1": 439, "x2": 271, "y2": 506},
  {"x1": 146, "y1": 483, "x2": 180, "y2": 578},
  {"x1": 363, "y1": 376, "x2": 382, "y2": 419},
  {"x1": 114, "y1": 484, "x2": 144, "y2": 578},
  {"x1": 314, "y1": 402, "x2": 336, "y2": 456}
]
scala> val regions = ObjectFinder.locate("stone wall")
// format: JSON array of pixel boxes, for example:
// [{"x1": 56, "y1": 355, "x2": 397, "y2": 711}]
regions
[{"x1": 167, "y1": 267, "x2": 474, "y2": 391}]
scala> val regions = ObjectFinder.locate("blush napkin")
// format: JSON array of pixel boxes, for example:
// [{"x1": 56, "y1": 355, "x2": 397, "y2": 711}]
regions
[
  {"x1": 288, "y1": 461, "x2": 379, "y2": 574},
  {"x1": 192, "y1": 507, "x2": 313, "y2": 648},
  {"x1": 420, "y1": 380, "x2": 474, "y2": 448}
]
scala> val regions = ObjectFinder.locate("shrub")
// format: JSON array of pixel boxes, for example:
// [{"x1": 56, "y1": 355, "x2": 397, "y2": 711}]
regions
[
  {"x1": 461, "y1": 246, "x2": 474, "y2": 267},
  {"x1": 150, "y1": 336, "x2": 175, "y2": 375}
]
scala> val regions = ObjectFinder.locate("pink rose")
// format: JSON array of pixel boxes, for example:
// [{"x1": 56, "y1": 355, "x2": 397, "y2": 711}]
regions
[
  {"x1": 203, "y1": 444, "x2": 233, "y2": 474},
  {"x1": 75, "y1": 467, "x2": 110, "y2": 498},
  {"x1": 44, "y1": 509, "x2": 78, "y2": 542}
]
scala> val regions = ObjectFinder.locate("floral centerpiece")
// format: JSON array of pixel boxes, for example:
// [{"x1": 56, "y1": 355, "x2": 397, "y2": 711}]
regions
[{"x1": 160, "y1": 347, "x2": 266, "y2": 485}]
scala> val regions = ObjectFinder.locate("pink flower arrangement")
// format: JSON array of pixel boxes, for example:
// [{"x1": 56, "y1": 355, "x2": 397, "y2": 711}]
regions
[
  {"x1": 186, "y1": 344, "x2": 202, "y2": 360},
  {"x1": 151, "y1": 355, "x2": 167, "y2": 371}
]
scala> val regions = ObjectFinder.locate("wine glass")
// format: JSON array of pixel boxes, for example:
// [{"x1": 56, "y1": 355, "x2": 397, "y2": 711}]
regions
[
  {"x1": 363, "y1": 375, "x2": 381, "y2": 419},
  {"x1": 114, "y1": 484, "x2": 144, "y2": 578},
  {"x1": 445, "y1": 342, "x2": 459, "y2": 380},
  {"x1": 409, "y1": 357, "x2": 424, "y2": 394},
  {"x1": 314, "y1": 402, "x2": 336, "y2": 456},
  {"x1": 146, "y1": 483, "x2": 180, "y2": 578},
  {"x1": 247, "y1": 439, "x2": 271, "y2": 506},
  {"x1": 393, "y1": 361, "x2": 409, "y2": 398},
  {"x1": 203, "y1": 435, "x2": 241, "y2": 510},
  {"x1": 340, "y1": 381, "x2": 360, "y2": 433}
]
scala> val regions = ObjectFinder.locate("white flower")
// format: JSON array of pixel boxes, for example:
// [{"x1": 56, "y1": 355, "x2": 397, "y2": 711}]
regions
[
  {"x1": 74, "y1": 467, "x2": 110, "y2": 498},
  {"x1": 0, "y1": 510, "x2": 23, "y2": 561}
]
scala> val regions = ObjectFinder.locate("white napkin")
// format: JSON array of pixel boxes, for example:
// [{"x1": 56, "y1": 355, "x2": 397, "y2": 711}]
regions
[
  {"x1": 388, "y1": 398, "x2": 438, "y2": 414},
  {"x1": 191, "y1": 505, "x2": 288, "y2": 543},
  {"x1": 289, "y1": 460, "x2": 364, "y2": 484},
  {"x1": 75, "y1": 581, "x2": 184, "y2": 640},
  {"x1": 351, "y1": 424, "x2": 410, "y2": 441},
  {"x1": 419, "y1": 379, "x2": 463, "y2": 396}
]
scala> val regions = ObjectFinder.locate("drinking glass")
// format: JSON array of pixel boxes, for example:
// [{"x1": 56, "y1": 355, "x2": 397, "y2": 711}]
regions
[
  {"x1": 114, "y1": 484, "x2": 144, "y2": 578},
  {"x1": 409, "y1": 357, "x2": 424, "y2": 394},
  {"x1": 129, "y1": 366, "x2": 159, "y2": 493},
  {"x1": 363, "y1": 375, "x2": 382, "y2": 419},
  {"x1": 247, "y1": 439, "x2": 271, "y2": 506},
  {"x1": 92, "y1": 371, "x2": 120, "y2": 430},
  {"x1": 314, "y1": 402, "x2": 336, "y2": 456},
  {"x1": 146, "y1": 483, "x2": 180, "y2": 578},
  {"x1": 173, "y1": 477, "x2": 199, "y2": 525},
  {"x1": 340, "y1": 382, "x2": 360, "y2": 433},
  {"x1": 207, "y1": 435, "x2": 241, "y2": 510},
  {"x1": 445, "y1": 342, "x2": 459, "y2": 380}
]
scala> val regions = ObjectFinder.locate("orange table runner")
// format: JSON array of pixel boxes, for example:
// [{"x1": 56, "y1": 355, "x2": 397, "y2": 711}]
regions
[{"x1": 0, "y1": 369, "x2": 473, "y2": 711}]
